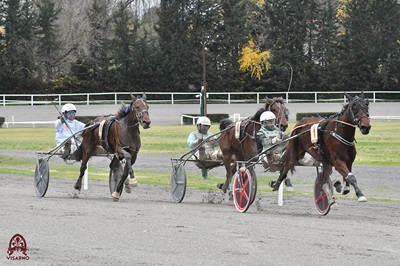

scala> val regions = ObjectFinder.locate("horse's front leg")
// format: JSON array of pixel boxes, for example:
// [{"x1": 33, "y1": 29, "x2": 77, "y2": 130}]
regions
[
  {"x1": 111, "y1": 150, "x2": 132, "y2": 201},
  {"x1": 345, "y1": 173, "x2": 367, "y2": 202},
  {"x1": 335, "y1": 162, "x2": 367, "y2": 202}
]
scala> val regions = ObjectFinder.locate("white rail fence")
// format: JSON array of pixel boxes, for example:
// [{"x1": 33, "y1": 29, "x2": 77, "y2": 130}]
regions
[{"x1": 1, "y1": 91, "x2": 399, "y2": 106}]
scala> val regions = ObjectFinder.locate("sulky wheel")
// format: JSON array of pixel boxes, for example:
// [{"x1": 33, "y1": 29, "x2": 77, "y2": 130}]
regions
[
  {"x1": 313, "y1": 173, "x2": 334, "y2": 215},
  {"x1": 109, "y1": 160, "x2": 124, "y2": 195},
  {"x1": 233, "y1": 166, "x2": 254, "y2": 213},
  {"x1": 171, "y1": 163, "x2": 187, "y2": 203},
  {"x1": 34, "y1": 158, "x2": 50, "y2": 197},
  {"x1": 249, "y1": 167, "x2": 257, "y2": 205}
]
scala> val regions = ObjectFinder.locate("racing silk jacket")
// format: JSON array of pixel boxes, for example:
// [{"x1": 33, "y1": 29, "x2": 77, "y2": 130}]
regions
[
  {"x1": 256, "y1": 127, "x2": 282, "y2": 154},
  {"x1": 54, "y1": 117, "x2": 85, "y2": 146},
  {"x1": 187, "y1": 131, "x2": 219, "y2": 155}
]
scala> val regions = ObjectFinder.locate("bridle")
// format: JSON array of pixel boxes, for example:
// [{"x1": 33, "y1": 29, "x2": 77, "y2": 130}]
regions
[
  {"x1": 267, "y1": 99, "x2": 288, "y2": 128},
  {"x1": 348, "y1": 97, "x2": 370, "y2": 129},
  {"x1": 125, "y1": 98, "x2": 149, "y2": 127}
]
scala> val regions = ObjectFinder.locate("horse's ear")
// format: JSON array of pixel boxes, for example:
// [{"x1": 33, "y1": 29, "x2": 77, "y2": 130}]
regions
[
  {"x1": 142, "y1": 93, "x2": 147, "y2": 100},
  {"x1": 344, "y1": 93, "x2": 353, "y2": 102},
  {"x1": 131, "y1": 94, "x2": 137, "y2": 101},
  {"x1": 360, "y1": 91, "x2": 365, "y2": 99}
]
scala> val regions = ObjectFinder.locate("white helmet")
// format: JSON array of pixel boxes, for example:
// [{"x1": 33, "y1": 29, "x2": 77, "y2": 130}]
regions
[
  {"x1": 62, "y1": 103, "x2": 77, "y2": 113},
  {"x1": 196, "y1": 116, "x2": 211, "y2": 126},
  {"x1": 260, "y1": 111, "x2": 276, "y2": 122}
]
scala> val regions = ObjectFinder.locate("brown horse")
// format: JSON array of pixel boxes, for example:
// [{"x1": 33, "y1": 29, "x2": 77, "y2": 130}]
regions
[
  {"x1": 74, "y1": 94, "x2": 151, "y2": 201},
  {"x1": 218, "y1": 97, "x2": 289, "y2": 193},
  {"x1": 272, "y1": 93, "x2": 371, "y2": 204}
]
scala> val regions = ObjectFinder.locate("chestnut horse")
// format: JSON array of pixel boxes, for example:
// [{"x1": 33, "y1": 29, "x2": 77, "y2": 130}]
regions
[
  {"x1": 218, "y1": 97, "x2": 289, "y2": 193},
  {"x1": 74, "y1": 94, "x2": 151, "y2": 201},
  {"x1": 272, "y1": 93, "x2": 371, "y2": 203}
]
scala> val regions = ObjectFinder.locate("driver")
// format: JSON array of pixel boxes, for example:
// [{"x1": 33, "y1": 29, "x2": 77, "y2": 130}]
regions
[
  {"x1": 54, "y1": 103, "x2": 85, "y2": 159},
  {"x1": 187, "y1": 116, "x2": 222, "y2": 160},
  {"x1": 256, "y1": 111, "x2": 293, "y2": 191}
]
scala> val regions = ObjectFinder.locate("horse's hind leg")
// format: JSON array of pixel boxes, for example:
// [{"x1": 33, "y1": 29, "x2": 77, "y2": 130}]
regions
[
  {"x1": 218, "y1": 155, "x2": 234, "y2": 193},
  {"x1": 111, "y1": 150, "x2": 132, "y2": 201},
  {"x1": 74, "y1": 158, "x2": 89, "y2": 192},
  {"x1": 320, "y1": 165, "x2": 335, "y2": 206}
]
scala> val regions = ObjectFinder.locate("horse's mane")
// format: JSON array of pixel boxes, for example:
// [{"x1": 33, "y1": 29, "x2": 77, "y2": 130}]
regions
[
  {"x1": 269, "y1": 96, "x2": 284, "y2": 105},
  {"x1": 115, "y1": 101, "x2": 130, "y2": 120},
  {"x1": 251, "y1": 108, "x2": 266, "y2": 122}
]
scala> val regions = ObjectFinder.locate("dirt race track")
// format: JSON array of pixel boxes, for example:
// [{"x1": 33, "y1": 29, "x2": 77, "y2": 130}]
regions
[{"x1": 1, "y1": 150, "x2": 400, "y2": 266}]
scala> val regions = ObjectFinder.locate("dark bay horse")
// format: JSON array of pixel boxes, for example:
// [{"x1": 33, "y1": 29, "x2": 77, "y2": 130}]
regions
[
  {"x1": 272, "y1": 93, "x2": 371, "y2": 203},
  {"x1": 218, "y1": 97, "x2": 289, "y2": 193},
  {"x1": 74, "y1": 94, "x2": 151, "y2": 201}
]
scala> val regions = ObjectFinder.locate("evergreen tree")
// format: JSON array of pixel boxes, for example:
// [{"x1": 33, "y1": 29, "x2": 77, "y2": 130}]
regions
[
  {"x1": 337, "y1": 0, "x2": 400, "y2": 90},
  {"x1": 313, "y1": 1, "x2": 340, "y2": 91},
  {"x1": 109, "y1": 1, "x2": 140, "y2": 91},
  {"x1": 36, "y1": 0, "x2": 61, "y2": 81},
  {"x1": 214, "y1": 0, "x2": 249, "y2": 92},
  {"x1": 0, "y1": 0, "x2": 37, "y2": 93},
  {"x1": 262, "y1": 0, "x2": 320, "y2": 93}
]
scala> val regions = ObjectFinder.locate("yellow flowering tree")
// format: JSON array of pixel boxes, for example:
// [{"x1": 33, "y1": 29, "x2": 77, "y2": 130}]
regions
[{"x1": 238, "y1": 40, "x2": 271, "y2": 80}]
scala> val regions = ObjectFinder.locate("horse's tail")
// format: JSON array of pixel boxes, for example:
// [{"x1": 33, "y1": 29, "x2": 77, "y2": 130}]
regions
[{"x1": 219, "y1": 118, "x2": 233, "y2": 131}]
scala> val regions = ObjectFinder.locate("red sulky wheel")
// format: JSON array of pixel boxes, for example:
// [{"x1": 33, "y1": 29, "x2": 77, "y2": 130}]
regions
[
  {"x1": 313, "y1": 173, "x2": 334, "y2": 216},
  {"x1": 233, "y1": 166, "x2": 256, "y2": 213}
]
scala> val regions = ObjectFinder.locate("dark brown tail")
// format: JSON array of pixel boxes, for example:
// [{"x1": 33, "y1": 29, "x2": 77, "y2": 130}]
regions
[{"x1": 219, "y1": 118, "x2": 233, "y2": 131}]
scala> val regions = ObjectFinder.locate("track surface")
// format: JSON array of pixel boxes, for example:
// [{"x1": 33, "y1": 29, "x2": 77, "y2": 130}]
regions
[{"x1": 1, "y1": 150, "x2": 399, "y2": 265}]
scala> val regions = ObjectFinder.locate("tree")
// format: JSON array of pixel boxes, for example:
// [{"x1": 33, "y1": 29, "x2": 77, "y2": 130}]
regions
[
  {"x1": 36, "y1": 0, "x2": 61, "y2": 81},
  {"x1": 337, "y1": 0, "x2": 400, "y2": 90},
  {"x1": 0, "y1": 0, "x2": 37, "y2": 93},
  {"x1": 262, "y1": 0, "x2": 321, "y2": 92}
]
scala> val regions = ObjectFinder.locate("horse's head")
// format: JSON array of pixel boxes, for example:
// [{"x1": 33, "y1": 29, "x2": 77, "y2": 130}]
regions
[
  {"x1": 130, "y1": 93, "x2": 151, "y2": 129},
  {"x1": 345, "y1": 92, "x2": 371, "y2": 135},
  {"x1": 265, "y1": 96, "x2": 289, "y2": 131}
]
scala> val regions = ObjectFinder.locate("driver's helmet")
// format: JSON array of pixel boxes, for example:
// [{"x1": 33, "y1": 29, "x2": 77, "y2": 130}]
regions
[
  {"x1": 260, "y1": 111, "x2": 276, "y2": 122},
  {"x1": 62, "y1": 103, "x2": 77, "y2": 113},
  {"x1": 260, "y1": 111, "x2": 276, "y2": 130},
  {"x1": 196, "y1": 116, "x2": 211, "y2": 134}
]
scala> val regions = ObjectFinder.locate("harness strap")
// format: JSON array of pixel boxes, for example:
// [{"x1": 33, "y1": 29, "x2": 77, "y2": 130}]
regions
[
  {"x1": 310, "y1": 123, "x2": 319, "y2": 144},
  {"x1": 98, "y1": 120, "x2": 106, "y2": 140},
  {"x1": 235, "y1": 121, "x2": 241, "y2": 139}
]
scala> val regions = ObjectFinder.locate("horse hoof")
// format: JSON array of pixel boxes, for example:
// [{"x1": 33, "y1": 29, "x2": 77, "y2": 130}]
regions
[
  {"x1": 217, "y1": 183, "x2": 223, "y2": 190},
  {"x1": 112, "y1": 191, "x2": 121, "y2": 200},
  {"x1": 129, "y1": 177, "x2": 138, "y2": 187},
  {"x1": 124, "y1": 185, "x2": 131, "y2": 194},
  {"x1": 342, "y1": 186, "x2": 350, "y2": 195},
  {"x1": 333, "y1": 179, "x2": 342, "y2": 193},
  {"x1": 269, "y1": 180, "x2": 276, "y2": 189},
  {"x1": 358, "y1": 196, "x2": 367, "y2": 202}
]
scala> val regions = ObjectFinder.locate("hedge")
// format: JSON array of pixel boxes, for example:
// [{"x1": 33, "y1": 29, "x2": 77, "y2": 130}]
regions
[{"x1": 296, "y1": 112, "x2": 337, "y2": 121}]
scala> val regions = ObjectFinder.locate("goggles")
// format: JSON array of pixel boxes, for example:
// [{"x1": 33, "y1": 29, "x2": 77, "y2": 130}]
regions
[{"x1": 67, "y1": 111, "x2": 76, "y2": 115}]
